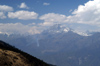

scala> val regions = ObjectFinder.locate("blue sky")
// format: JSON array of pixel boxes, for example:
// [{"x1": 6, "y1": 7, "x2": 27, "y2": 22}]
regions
[
  {"x1": 0, "y1": 0, "x2": 89, "y2": 22},
  {"x1": 0, "y1": 0, "x2": 100, "y2": 35}
]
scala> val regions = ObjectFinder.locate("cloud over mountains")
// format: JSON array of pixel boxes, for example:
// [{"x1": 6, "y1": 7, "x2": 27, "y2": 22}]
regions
[
  {"x1": 39, "y1": 13, "x2": 67, "y2": 26},
  {"x1": 0, "y1": 23, "x2": 40, "y2": 35},
  {"x1": 65, "y1": 0, "x2": 100, "y2": 26},
  {"x1": 0, "y1": 0, "x2": 100, "y2": 35}
]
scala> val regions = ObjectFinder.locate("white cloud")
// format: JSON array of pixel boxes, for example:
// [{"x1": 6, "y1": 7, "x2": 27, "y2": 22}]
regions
[
  {"x1": 8, "y1": 10, "x2": 38, "y2": 20},
  {"x1": 19, "y1": 2, "x2": 29, "y2": 9},
  {"x1": 43, "y1": 3, "x2": 50, "y2": 6},
  {"x1": 0, "y1": 5, "x2": 13, "y2": 12},
  {"x1": 38, "y1": 22, "x2": 54, "y2": 26},
  {"x1": 39, "y1": 13, "x2": 67, "y2": 26},
  {"x1": 0, "y1": 23, "x2": 41, "y2": 35},
  {"x1": 39, "y1": 0, "x2": 100, "y2": 33},
  {"x1": 0, "y1": 5, "x2": 13, "y2": 19},
  {"x1": 65, "y1": 0, "x2": 100, "y2": 26},
  {"x1": 0, "y1": 12, "x2": 6, "y2": 19},
  {"x1": 1, "y1": 0, "x2": 100, "y2": 35}
]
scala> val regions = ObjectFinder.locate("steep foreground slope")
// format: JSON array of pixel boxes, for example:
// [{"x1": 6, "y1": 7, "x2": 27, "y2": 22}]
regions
[{"x1": 0, "y1": 40, "x2": 55, "y2": 66}]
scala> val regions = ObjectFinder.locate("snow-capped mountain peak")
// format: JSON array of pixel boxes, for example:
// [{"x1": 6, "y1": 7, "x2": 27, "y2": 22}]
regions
[
  {"x1": 47, "y1": 24, "x2": 70, "y2": 33},
  {"x1": 43, "y1": 24, "x2": 91, "y2": 36}
]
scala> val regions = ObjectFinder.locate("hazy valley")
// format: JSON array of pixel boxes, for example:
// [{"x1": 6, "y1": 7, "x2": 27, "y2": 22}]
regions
[{"x1": 0, "y1": 24, "x2": 100, "y2": 66}]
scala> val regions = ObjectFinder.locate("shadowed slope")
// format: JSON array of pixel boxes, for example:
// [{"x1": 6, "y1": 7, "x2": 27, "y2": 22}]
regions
[{"x1": 0, "y1": 40, "x2": 55, "y2": 66}]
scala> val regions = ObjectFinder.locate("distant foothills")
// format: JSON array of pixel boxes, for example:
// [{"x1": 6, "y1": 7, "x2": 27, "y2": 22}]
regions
[{"x1": 0, "y1": 24, "x2": 100, "y2": 66}]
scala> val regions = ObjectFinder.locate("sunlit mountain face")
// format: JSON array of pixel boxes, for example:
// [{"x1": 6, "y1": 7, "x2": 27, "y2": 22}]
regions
[{"x1": 1, "y1": 0, "x2": 100, "y2": 66}]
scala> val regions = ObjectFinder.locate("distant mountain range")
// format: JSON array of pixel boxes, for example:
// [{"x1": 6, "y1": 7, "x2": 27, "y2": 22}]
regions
[
  {"x1": 42, "y1": 24, "x2": 91, "y2": 36},
  {"x1": 0, "y1": 24, "x2": 100, "y2": 66}
]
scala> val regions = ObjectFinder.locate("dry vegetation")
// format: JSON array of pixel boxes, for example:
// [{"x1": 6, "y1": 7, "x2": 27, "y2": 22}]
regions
[
  {"x1": 0, "y1": 40, "x2": 53, "y2": 66},
  {"x1": 0, "y1": 49, "x2": 32, "y2": 66}
]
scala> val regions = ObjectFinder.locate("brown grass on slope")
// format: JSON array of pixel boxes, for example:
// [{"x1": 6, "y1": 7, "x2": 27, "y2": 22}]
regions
[{"x1": 0, "y1": 40, "x2": 54, "y2": 66}]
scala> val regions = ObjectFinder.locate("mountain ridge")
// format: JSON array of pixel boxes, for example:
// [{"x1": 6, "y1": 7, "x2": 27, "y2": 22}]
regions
[
  {"x1": 0, "y1": 40, "x2": 55, "y2": 66},
  {"x1": 0, "y1": 24, "x2": 93, "y2": 36},
  {"x1": 0, "y1": 24, "x2": 100, "y2": 66}
]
